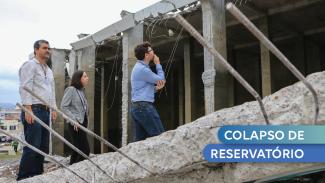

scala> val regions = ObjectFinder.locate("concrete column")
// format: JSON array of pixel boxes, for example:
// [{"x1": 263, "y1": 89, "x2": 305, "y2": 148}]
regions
[
  {"x1": 178, "y1": 59, "x2": 184, "y2": 126},
  {"x1": 76, "y1": 50, "x2": 82, "y2": 70},
  {"x1": 68, "y1": 50, "x2": 77, "y2": 78},
  {"x1": 297, "y1": 36, "x2": 307, "y2": 76},
  {"x1": 321, "y1": 47, "x2": 325, "y2": 71},
  {"x1": 51, "y1": 49, "x2": 68, "y2": 155},
  {"x1": 100, "y1": 67, "x2": 108, "y2": 153},
  {"x1": 202, "y1": 0, "x2": 231, "y2": 114},
  {"x1": 121, "y1": 24, "x2": 143, "y2": 146},
  {"x1": 183, "y1": 38, "x2": 192, "y2": 123},
  {"x1": 170, "y1": 70, "x2": 176, "y2": 128},
  {"x1": 79, "y1": 45, "x2": 96, "y2": 153},
  {"x1": 259, "y1": 17, "x2": 272, "y2": 97}
]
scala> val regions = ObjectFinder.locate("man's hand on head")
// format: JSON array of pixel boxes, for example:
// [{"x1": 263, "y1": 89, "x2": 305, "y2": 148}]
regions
[{"x1": 153, "y1": 54, "x2": 160, "y2": 65}]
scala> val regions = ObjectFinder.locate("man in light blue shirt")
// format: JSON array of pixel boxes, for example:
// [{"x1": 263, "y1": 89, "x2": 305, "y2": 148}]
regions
[{"x1": 131, "y1": 42, "x2": 165, "y2": 141}]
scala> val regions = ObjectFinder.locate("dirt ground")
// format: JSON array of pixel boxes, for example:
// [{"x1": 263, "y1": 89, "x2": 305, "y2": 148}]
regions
[{"x1": 0, "y1": 155, "x2": 69, "y2": 183}]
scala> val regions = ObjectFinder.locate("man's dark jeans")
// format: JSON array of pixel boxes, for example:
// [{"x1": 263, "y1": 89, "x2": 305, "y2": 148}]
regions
[
  {"x1": 131, "y1": 102, "x2": 164, "y2": 141},
  {"x1": 17, "y1": 105, "x2": 50, "y2": 181}
]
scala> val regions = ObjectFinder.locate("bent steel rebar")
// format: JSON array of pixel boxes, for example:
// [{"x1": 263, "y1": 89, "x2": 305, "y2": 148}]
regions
[
  {"x1": 169, "y1": 13, "x2": 270, "y2": 124},
  {"x1": 0, "y1": 128, "x2": 89, "y2": 183},
  {"x1": 17, "y1": 103, "x2": 117, "y2": 182},
  {"x1": 226, "y1": 2, "x2": 319, "y2": 124},
  {"x1": 23, "y1": 86, "x2": 154, "y2": 175}
]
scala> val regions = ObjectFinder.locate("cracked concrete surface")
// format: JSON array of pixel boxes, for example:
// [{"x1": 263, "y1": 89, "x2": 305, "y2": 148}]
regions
[{"x1": 20, "y1": 71, "x2": 325, "y2": 183}]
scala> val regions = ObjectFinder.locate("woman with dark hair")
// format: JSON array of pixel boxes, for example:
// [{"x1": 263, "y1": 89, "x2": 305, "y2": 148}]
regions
[{"x1": 60, "y1": 70, "x2": 90, "y2": 165}]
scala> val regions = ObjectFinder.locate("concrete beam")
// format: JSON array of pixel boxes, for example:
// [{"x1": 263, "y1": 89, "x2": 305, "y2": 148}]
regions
[
  {"x1": 268, "y1": 0, "x2": 322, "y2": 15},
  {"x1": 70, "y1": 36, "x2": 95, "y2": 51},
  {"x1": 121, "y1": 24, "x2": 144, "y2": 146},
  {"x1": 134, "y1": 0, "x2": 198, "y2": 22},
  {"x1": 92, "y1": 15, "x2": 136, "y2": 43},
  {"x1": 233, "y1": 25, "x2": 325, "y2": 50},
  {"x1": 71, "y1": 0, "x2": 322, "y2": 50},
  {"x1": 305, "y1": 26, "x2": 325, "y2": 36},
  {"x1": 227, "y1": 0, "x2": 323, "y2": 27},
  {"x1": 71, "y1": 0, "x2": 197, "y2": 50}
]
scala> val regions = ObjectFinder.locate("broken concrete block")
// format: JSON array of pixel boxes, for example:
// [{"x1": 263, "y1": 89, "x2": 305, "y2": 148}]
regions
[{"x1": 20, "y1": 71, "x2": 325, "y2": 183}]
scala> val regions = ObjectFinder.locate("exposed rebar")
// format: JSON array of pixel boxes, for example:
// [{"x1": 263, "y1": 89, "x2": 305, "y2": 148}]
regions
[
  {"x1": 17, "y1": 103, "x2": 117, "y2": 182},
  {"x1": 226, "y1": 2, "x2": 319, "y2": 124},
  {"x1": 23, "y1": 86, "x2": 155, "y2": 175},
  {"x1": 0, "y1": 128, "x2": 89, "y2": 183},
  {"x1": 169, "y1": 13, "x2": 270, "y2": 124}
]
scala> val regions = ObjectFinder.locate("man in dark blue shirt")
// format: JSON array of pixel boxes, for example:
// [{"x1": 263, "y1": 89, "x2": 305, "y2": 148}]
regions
[{"x1": 131, "y1": 42, "x2": 165, "y2": 141}]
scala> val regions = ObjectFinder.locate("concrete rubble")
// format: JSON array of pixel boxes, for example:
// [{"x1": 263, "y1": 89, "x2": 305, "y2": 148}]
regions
[
  {"x1": 20, "y1": 71, "x2": 325, "y2": 183},
  {"x1": 0, "y1": 155, "x2": 70, "y2": 183}
]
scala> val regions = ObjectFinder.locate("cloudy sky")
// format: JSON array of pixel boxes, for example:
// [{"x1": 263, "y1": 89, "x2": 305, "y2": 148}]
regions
[{"x1": 0, "y1": 0, "x2": 160, "y2": 104}]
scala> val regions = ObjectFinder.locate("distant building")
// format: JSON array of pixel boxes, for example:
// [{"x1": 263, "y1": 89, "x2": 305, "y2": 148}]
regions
[
  {"x1": 0, "y1": 108, "x2": 22, "y2": 140},
  {"x1": 0, "y1": 119, "x2": 20, "y2": 130},
  {"x1": 0, "y1": 108, "x2": 20, "y2": 120}
]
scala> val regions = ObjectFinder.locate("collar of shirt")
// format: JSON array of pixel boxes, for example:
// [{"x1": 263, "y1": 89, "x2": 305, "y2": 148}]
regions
[
  {"x1": 32, "y1": 57, "x2": 40, "y2": 64},
  {"x1": 32, "y1": 58, "x2": 48, "y2": 78},
  {"x1": 138, "y1": 60, "x2": 149, "y2": 67},
  {"x1": 32, "y1": 58, "x2": 48, "y2": 67}
]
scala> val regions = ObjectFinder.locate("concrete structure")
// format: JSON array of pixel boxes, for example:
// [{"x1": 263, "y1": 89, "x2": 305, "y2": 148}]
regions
[
  {"x1": 48, "y1": 0, "x2": 325, "y2": 156},
  {"x1": 50, "y1": 49, "x2": 70, "y2": 155},
  {"x1": 14, "y1": 0, "x2": 325, "y2": 182},
  {"x1": 20, "y1": 71, "x2": 325, "y2": 183}
]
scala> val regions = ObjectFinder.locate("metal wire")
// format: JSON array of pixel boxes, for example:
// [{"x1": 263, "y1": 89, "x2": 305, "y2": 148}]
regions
[
  {"x1": 169, "y1": 13, "x2": 270, "y2": 124},
  {"x1": 226, "y1": 2, "x2": 319, "y2": 124},
  {"x1": 158, "y1": 27, "x2": 184, "y2": 98},
  {"x1": 23, "y1": 86, "x2": 155, "y2": 175},
  {"x1": 17, "y1": 103, "x2": 117, "y2": 182},
  {"x1": 104, "y1": 40, "x2": 121, "y2": 112},
  {"x1": 0, "y1": 128, "x2": 89, "y2": 183}
]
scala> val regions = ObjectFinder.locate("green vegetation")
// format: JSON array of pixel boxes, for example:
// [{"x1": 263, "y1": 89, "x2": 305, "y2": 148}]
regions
[{"x1": 0, "y1": 152, "x2": 21, "y2": 160}]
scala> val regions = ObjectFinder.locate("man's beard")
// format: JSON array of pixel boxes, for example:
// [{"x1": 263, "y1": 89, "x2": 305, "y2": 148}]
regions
[{"x1": 44, "y1": 53, "x2": 50, "y2": 60}]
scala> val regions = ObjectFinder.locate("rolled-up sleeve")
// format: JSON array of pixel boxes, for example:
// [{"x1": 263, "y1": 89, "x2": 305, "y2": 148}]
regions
[
  {"x1": 19, "y1": 62, "x2": 35, "y2": 105},
  {"x1": 140, "y1": 64, "x2": 165, "y2": 84}
]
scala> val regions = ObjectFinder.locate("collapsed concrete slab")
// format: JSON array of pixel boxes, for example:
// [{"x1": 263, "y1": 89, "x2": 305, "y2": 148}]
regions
[{"x1": 20, "y1": 71, "x2": 325, "y2": 183}]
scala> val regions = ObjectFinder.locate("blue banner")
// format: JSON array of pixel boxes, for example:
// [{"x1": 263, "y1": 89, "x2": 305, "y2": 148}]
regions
[
  {"x1": 203, "y1": 144, "x2": 325, "y2": 162},
  {"x1": 217, "y1": 125, "x2": 325, "y2": 144}
]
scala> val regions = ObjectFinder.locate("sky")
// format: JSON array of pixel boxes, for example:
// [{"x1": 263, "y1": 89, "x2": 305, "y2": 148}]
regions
[{"x1": 0, "y1": 0, "x2": 160, "y2": 104}]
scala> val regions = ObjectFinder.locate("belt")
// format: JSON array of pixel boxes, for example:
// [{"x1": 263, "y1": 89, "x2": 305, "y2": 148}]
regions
[
  {"x1": 132, "y1": 101, "x2": 152, "y2": 104},
  {"x1": 131, "y1": 101, "x2": 153, "y2": 106},
  {"x1": 131, "y1": 101, "x2": 153, "y2": 107},
  {"x1": 32, "y1": 104, "x2": 50, "y2": 111}
]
